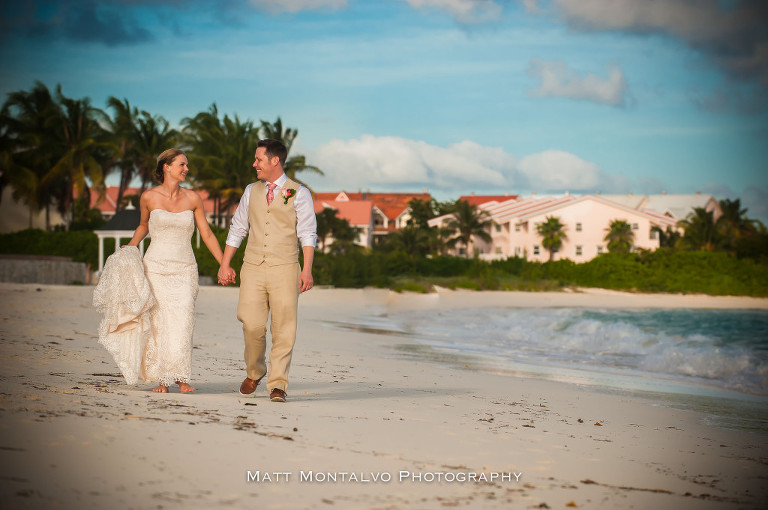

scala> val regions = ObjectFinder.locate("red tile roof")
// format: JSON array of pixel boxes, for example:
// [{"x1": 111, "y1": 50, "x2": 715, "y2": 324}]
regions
[
  {"x1": 315, "y1": 200, "x2": 373, "y2": 227},
  {"x1": 315, "y1": 191, "x2": 431, "y2": 220},
  {"x1": 83, "y1": 186, "x2": 215, "y2": 214},
  {"x1": 458, "y1": 194, "x2": 518, "y2": 206}
]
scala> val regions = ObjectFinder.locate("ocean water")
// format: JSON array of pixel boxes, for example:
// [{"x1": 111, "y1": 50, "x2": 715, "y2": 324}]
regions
[{"x1": 335, "y1": 307, "x2": 768, "y2": 431}]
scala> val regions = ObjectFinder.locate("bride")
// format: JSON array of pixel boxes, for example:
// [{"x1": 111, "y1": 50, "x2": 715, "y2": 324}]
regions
[{"x1": 125, "y1": 148, "x2": 230, "y2": 393}]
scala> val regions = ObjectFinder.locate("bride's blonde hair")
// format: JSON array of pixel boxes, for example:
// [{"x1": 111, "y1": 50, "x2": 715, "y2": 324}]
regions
[{"x1": 155, "y1": 148, "x2": 186, "y2": 183}]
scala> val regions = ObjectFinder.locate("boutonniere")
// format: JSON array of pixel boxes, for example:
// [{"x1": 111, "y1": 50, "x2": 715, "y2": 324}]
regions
[{"x1": 281, "y1": 188, "x2": 296, "y2": 204}]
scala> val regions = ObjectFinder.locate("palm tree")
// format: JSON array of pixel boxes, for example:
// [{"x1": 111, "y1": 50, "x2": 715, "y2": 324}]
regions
[
  {"x1": 259, "y1": 117, "x2": 324, "y2": 187},
  {"x1": 105, "y1": 96, "x2": 140, "y2": 212},
  {"x1": 677, "y1": 207, "x2": 721, "y2": 251},
  {"x1": 406, "y1": 197, "x2": 435, "y2": 230},
  {"x1": 260, "y1": 116, "x2": 297, "y2": 149},
  {"x1": 44, "y1": 85, "x2": 111, "y2": 228},
  {"x1": 604, "y1": 219, "x2": 634, "y2": 253},
  {"x1": 383, "y1": 225, "x2": 432, "y2": 257},
  {"x1": 445, "y1": 199, "x2": 494, "y2": 258},
  {"x1": 328, "y1": 219, "x2": 362, "y2": 255},
  {"x1": 536, "y1": 216, "x2": 568, "y2": 261},
  {"x1": 134, "y1": 111, "x2": 177, "y2": 192},
  {"x1": 716, "y1": 198, "x2": 756, "y2": 254},
  {"x1": 182, "y1": 104, "x2": 258, "y2": 227},
  {"x1": 430, "y1": 225, "x2": 455, "y2": 256},
  {"x1": 0, "y1": 82, "x2": 62, "y2": 229},
  {"x1": 315, "y1": 207, "x2": 338, "y2": 253},
  {"x1": 651, "y1": 225, "x2": 680, "y2": 249},
  {"x1": 314, "y1": 206, "x2": 363, "y2": 254}
]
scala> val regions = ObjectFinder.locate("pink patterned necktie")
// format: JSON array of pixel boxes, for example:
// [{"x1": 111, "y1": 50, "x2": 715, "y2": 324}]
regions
[{"x1": 266, "y1": 183, "x2": 277, "y2": 205}]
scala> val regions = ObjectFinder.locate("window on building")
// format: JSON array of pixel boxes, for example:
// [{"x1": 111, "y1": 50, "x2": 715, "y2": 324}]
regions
[
  {"x1": 576, "y1": 245, "x2": 583, "y2": 256},
  {"x1": 495, "y1": 224, "x2": 502, "y2": 232},
  {"x1": 576, "y1": 222, "x2": 582, "y2": 232},
  {"x1": 650, "y1": 229, "x2": 658, "y2": 240},
  {"x1": 495, "y1": 247, "x2": 502, "y2": 254},
  {"x1": 597, "y1": 245, "x2": 604, "y2": 255},
  {"x1": 533, "y1": 245, "x2": 540, "y2": 255},
  {"x1": 515, "y1": 224, "x2": 521, "y2": 232},
  {"x1": 632, "y1": 223, "x2": 639, "y2": 230}
]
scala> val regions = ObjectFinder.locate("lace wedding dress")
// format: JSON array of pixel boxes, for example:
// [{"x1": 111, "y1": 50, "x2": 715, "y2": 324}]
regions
[{"x1": 142, "y1": 209, "x2": 199, "y2": 386}]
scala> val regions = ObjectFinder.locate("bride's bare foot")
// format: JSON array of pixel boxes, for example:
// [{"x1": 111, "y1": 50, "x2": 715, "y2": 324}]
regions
[
  {"x1": 177, "y1": 381, "x2": 195, "y2": 393},
  {"x1": 153, "y1": 385, "x2": 168, "y2": 393}
]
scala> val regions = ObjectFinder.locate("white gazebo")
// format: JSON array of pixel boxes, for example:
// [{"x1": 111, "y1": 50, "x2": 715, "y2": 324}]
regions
[
  {"x1": 94, "y1": 205, "x2": 145, "y2": 273},
  {"x1": 94, "y1": 205, "x2": 202, "y2": 274}
]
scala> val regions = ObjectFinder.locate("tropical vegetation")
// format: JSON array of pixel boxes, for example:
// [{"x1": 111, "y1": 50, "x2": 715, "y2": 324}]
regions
[
  {"x1": 444, "y1": 199, "x2": 494, "y2": 258},
  {"x1": 536, "y1": 216, "x2": 568, "y2": 261},
  {"x1": 0, "y1": 83, "x2": 322, "y2": 230},
  {"x1": 604, "y1": 219, "x2": 634, "y2": 253},
  {"x1": 1, "y1": 82, "x2": 767, "y2": 296}
]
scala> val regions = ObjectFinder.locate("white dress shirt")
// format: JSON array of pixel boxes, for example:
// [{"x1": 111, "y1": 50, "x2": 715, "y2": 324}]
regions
[{"x1": 225, "y1": 173, "x2": 317, "y2": 249}]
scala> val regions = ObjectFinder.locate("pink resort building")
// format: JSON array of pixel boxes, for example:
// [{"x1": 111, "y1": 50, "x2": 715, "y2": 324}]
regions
[
  {"x1": 313, "y1": 191, "x2": 432, "y2": 251},
  {"x1": 429, "y1": 192, "x2": 720, "y2": 262}
]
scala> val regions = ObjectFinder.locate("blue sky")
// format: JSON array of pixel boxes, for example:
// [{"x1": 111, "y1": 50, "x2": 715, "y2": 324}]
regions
[{"x1": 2, "y1": 0, "x2": 767, "y2": 221}]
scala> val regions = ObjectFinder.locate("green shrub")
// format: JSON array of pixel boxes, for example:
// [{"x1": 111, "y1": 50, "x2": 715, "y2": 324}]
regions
[
  {"x1": 2, "y1": 229, "x2": 766, "y2": 295},
  {"x1": 450, "y1": 280, "x2": 481, "y2": 291},
  {"x1": 0, "y1": 229, "x2": 101, "y2": 267},
  {"x1": 393, "y1": 282, "x2": 429, "y2": 293}
]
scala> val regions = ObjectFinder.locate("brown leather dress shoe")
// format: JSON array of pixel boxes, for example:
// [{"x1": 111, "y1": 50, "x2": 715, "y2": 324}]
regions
[
  {"x1": 239, "y1": 376, "x2": 262, "y2": 396},
  {"x1": 269, "y1": 388, "x2": 287, "y2": 402}
]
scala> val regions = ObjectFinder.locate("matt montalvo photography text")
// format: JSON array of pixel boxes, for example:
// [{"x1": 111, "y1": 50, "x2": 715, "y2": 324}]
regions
[{"x1": 246, "y1": 470, "x2": 523, "y2": 483}]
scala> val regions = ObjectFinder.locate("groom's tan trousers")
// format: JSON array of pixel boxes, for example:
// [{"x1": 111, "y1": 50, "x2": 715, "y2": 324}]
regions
[{"x1": 237, "y1": 260, "x2": 300, "y2": 392}]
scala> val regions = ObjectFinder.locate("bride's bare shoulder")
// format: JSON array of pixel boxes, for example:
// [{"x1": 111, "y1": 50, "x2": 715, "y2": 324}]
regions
[{"x1": 182, "y1": 187, "x2": 204, "y2": 202}]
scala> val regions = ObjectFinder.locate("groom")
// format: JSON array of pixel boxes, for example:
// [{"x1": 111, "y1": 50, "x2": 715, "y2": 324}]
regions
[{"x1": 218, "y1": 139, "x2": 317, "y2": 402}]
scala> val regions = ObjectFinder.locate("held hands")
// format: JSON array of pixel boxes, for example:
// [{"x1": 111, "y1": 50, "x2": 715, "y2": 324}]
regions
[{"x1": 217, "y1": 265, "x2": 236, "y2": 286}]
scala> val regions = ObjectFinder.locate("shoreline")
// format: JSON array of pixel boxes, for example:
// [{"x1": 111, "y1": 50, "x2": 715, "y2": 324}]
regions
[
  {"x1": 1, "y1": 283, "x2": 767, "y2": 509},
  {"x1": 320, "y1": 287, "x2": 768, "y2": 434}
]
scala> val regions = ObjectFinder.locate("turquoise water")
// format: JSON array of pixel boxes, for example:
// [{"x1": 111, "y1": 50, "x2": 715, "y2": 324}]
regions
[
  {"x1": 338, "y1": 308, "x2": 768, "y2": 431},
  {"x1": 384, "y1": 308, "x2": 768, "y2": 395}
]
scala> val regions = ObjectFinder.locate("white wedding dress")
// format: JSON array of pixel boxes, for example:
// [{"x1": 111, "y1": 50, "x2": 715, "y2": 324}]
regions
[{"x1": 141, "y1": 209, "x2": 199, "y2": 386}]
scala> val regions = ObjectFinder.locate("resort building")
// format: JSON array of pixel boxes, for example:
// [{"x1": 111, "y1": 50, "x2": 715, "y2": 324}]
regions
[
  {"x1": 429, "y1": 193, "x2": 693, "y2": 261},
  {"x1": 80, "y1": 186, "x2": 219, "y2": 225},
  {"x1": 313, "y1": 191, "x2": 432, "y2": 249},
  {"x1": 313, "y1": 195, "x2": 374, "y2": 251},
  {"x1": 600, "y1": 192, "x2": 722, "y2": 222},
  {"x1": 457, "y1": 193, "x2": 518, "y2": 207}
]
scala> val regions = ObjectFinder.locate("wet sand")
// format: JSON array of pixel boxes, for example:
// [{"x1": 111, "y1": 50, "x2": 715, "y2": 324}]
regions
[{"x1": 1, "y1": 283, "x2": 766, "y2": 509}]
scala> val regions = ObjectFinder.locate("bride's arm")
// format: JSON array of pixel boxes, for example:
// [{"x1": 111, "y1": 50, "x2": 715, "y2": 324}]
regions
[
  {"x1": 126, "y1": 193, "x2": 151, "y2": 247},
  {"x1": 192, "y1": 193, "x2": 225, "y2": 264}
]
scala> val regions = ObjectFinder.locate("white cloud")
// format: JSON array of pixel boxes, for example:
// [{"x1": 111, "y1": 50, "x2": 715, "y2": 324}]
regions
[
  {"x1": 527, "y1": 59, "x2": 629, "y2": 106},
  {"x1": 309, "y1": 135, "x2": 514, "y2": 192},
  {"x1": 553, "y1": 0, "x2": 768, "y2": 93},
  {"x1": 304, "y1": 135, "x2": 629, "y2": 195},
  {"x1": 401, "y1": 0, "x2": 503, "y2": 24},
  {"x1": 248, "y1": 0, "x2": 348, "y2": 14},
  {"x1": 517, "y1": 150, "x2": 602, "y2": 191}
]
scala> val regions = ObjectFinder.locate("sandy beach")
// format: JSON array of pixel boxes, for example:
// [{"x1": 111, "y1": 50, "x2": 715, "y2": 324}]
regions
[{"x1": 1, "y1": 283, "x2": 767, "y2": 509}]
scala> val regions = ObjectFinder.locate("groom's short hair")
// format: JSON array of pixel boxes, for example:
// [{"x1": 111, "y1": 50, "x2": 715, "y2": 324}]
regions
[{"x1": 258, "y1": 139, "x2": 287, "y2": 167}]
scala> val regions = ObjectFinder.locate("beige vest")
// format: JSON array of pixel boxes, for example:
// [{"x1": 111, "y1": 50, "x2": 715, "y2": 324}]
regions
[{"x1": 243, "y1": 178, "x2": 301, "y2": 266}]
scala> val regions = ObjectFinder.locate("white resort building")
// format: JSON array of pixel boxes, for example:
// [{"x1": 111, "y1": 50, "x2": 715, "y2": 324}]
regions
[{"x1": 429, "y1": 192, "x2": 720, "y2": 262}]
